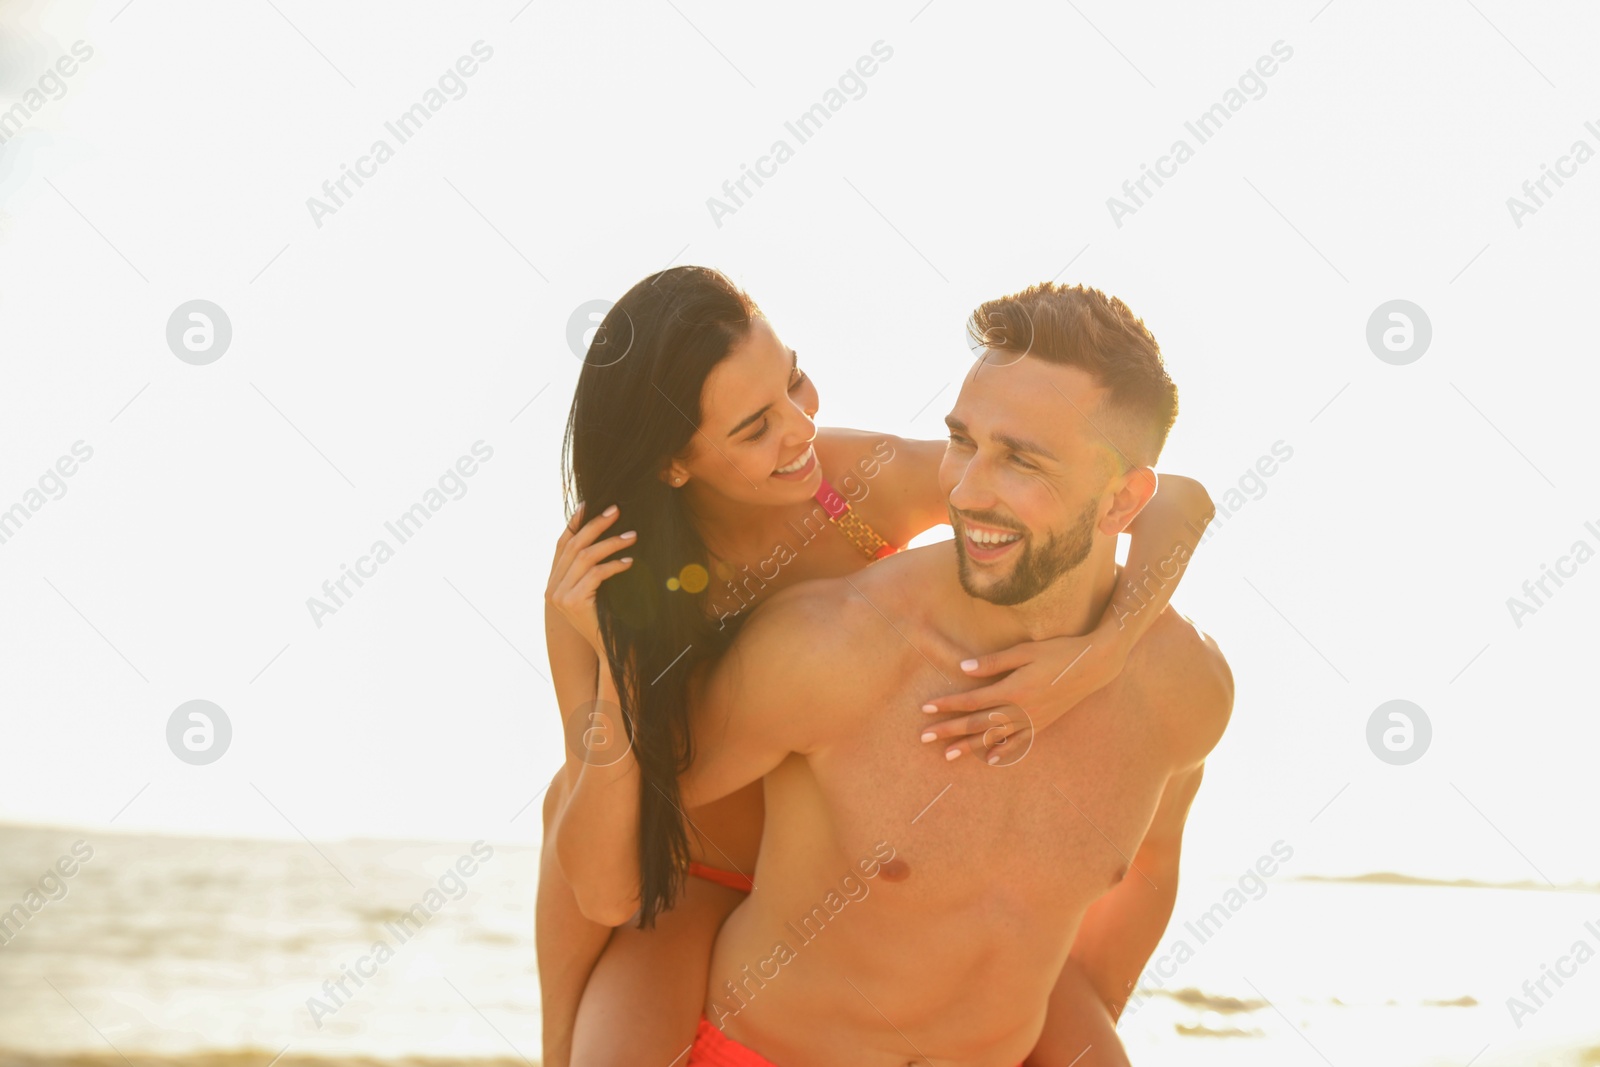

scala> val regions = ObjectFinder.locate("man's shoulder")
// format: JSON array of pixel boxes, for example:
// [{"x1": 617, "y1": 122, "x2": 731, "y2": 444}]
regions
[
  {"x1": 737, "y1": 569, "x2": 903, "y2": 664},
  {"x1": 738, "y1": 574, "x2": 853, "y2": 636},
  {"x1": 711, "y1": 574, "x2": 905, "y2": 752},
  {"x1": 1124, "y1": 607, "x2": 1235, "y2": 767},
  {"x1": 736, "y1": 556, "x2": 934, "y2": 671},
  {"x1": 730, "y1": 572, "x2": 900, "y2": 677}
]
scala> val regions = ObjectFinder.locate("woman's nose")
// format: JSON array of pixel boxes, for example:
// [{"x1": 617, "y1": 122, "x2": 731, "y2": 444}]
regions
[{"x1": 788, "y1": 398, "x2": 817, "y2": 435}]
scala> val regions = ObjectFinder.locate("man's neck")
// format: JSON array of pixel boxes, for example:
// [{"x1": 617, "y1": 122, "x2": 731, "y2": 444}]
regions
[{"x1": 954, "y1": 543, "x2": 1121, "y2": 648}]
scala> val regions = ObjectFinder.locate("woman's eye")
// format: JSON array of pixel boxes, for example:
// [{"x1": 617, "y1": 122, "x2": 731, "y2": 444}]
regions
[
  {"x1": 749, "y1": 418, "x2": 770, "y2": 443},
  {"x1": 788, "y1": 368, "x2": 807, "y2": 392}
]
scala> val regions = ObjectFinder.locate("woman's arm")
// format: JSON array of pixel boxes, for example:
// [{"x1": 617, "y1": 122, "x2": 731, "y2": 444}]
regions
[
  {"x1": 545, "y1": 602, "x2": 599, "y2": 792},
  {"x1": 918, "y1": 473, "x2": 1215, "y2": 759},
  {"x1": 554, "y1": 660, "x2": 644, "y2": 926},
  {"x1": 1108, "y1": 472, "x2": 1215, "y2": 642},
  {"x1": 543, "y1": 503, "x2": 646, "y2": 926}
]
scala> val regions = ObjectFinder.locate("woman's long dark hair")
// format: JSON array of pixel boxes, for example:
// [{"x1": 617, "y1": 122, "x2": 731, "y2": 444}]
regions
[{"x1": 561, "y1": 265, "x2": 760, "y2": 927}]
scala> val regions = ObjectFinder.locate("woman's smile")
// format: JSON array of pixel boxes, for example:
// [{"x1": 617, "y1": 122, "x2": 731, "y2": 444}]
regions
[{"x1": 771, "y1": 443, "x2": 817, "y2": 480}]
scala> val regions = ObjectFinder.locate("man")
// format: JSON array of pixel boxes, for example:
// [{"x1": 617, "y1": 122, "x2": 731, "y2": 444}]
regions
[{"x1": 675, "y1": 281, "x2": 1234, "y2": 1066}]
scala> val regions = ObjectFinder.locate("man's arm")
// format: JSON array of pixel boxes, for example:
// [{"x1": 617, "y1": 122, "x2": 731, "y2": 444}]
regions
[
  {"x1": 1066, "y1": 765, "x2": 1205, "y2": 1020},
  {"x1": 1068, "y1": 612, "x2": 1235, "y2": 1020},
  {"x1": 555, "y1": 580, "x2": 862, "y2": 925},
  {"x1": 554, "y1": 586, "x2": 837, "y2": 925},
  {"x1": 678, "y1": 580, "x2": 860, "y2": 808}
]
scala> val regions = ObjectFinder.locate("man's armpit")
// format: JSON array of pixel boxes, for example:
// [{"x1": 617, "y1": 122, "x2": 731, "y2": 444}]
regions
[{"x1": 1139, "y1": 764, "x2": 1207, "y2": 857}]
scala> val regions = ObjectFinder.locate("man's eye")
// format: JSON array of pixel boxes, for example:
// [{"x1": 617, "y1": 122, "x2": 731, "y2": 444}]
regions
[
  {"x1": 948, "y1": 434, "x2": 970, "y2": 447},
  {"x1": 1010, "y1": 454, "x2": 1036, "y2": 470}
]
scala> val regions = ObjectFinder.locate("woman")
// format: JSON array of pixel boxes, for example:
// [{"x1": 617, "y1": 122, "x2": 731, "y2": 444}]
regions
[{"x1": 538, "y1": 266, "x2": 1212, "y2": 1065}]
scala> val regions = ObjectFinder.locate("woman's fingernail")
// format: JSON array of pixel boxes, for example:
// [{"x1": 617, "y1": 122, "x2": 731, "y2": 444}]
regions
[
  {"x1": 920, "y1": 731, "x2": 936, "y2": 743},
  {"x1": 921, "y1": 703, "x2": 938, "y2": 713},
  {"x1": 987, "y1": 753, "x2": 1001, "y2": 766},
  {"x1": 603, "y1": 504, "x2": 618, "y2": 516},
  {"x1": 945, "y1": 747, "x2": 961, "y2": 761},
  {"x1": 960, "y1": 659, "x2": 978, "y2": 671},
  {"x1": 621, "y1": 530, "x2": 637, "y2": 539},
  {"x1": 620, "y1": 557, "x2": 632, "y2": 564}
]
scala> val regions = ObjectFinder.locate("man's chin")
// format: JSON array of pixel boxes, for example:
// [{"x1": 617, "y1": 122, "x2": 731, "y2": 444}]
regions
[{"x1": 955, "y1": 553, "x2": 1016, "y2": 603}]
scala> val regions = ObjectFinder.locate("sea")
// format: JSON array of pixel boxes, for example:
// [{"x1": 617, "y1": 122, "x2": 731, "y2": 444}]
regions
[{"x1": 1, "y1": 823, "x2": 1596, "y2": 1067}]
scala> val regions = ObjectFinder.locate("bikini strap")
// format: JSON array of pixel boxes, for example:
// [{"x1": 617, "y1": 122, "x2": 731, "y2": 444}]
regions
[{"x1": 815, "y1": 475, "x2": 897, "y2": 561}]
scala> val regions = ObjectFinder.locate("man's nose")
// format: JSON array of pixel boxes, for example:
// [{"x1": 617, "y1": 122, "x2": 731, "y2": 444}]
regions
[{"x1": 946, "y1": 456, "x2": 994, "y2": 514}]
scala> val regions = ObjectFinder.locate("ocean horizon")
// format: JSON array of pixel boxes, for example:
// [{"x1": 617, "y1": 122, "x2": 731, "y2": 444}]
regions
[{"x1": 3, "y1": 821, "x2": 1597, "y2": 1067}]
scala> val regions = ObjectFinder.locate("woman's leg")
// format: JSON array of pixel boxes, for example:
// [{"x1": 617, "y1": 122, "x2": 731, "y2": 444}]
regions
[
  {"x1": 538, "y1": 772, "x2": 614, "y2": 1067},
  {"x1": 1027, "y1": 957, "x2": 1132, "y2": 1067},
  {"x1": 538, "y1": 770, "x2": 745, "y2": 1067},
  {"x1": 570, "y1": 875, "x2": 746, "y2": 1066}
]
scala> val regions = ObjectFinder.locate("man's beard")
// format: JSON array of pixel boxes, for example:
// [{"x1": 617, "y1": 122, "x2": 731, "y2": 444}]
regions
[{"x1": 952, "y1": 499, "x2": 1099, "y2": 606}]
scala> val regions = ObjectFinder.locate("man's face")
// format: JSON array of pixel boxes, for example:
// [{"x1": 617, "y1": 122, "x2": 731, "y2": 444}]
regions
[{"x1": 939, "y1": 355, "x2": 1120, "y2": 606}]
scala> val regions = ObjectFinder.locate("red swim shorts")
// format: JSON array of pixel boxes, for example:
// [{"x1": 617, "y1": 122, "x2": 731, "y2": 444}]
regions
[
  {"x1": 686, "y1": 1016, "x2": 780, "y2": 1067},
  {"x1": 686, "y1": 1015, "x2": 1022, "y2": 1067}
]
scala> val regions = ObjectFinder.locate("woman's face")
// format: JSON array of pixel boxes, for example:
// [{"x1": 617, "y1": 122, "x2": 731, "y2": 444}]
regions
[{"x1": 665, "y1": 315, "x2": 821, "y2": 505}]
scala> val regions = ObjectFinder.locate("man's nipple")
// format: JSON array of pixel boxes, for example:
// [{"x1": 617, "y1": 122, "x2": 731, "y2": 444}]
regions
[{"x1": 879, "y1": 858, "x2": 910, "y2": 882}]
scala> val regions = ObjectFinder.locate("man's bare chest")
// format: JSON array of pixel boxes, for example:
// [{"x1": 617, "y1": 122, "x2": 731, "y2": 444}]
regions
[{"x1": 802, "y1": 653, "x2": 1172, "y2": 913}]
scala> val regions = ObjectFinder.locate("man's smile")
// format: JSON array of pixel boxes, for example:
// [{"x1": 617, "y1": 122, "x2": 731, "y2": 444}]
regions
[{"x1": 958, "y1": 517, "x2": 1024, "y2": 563}]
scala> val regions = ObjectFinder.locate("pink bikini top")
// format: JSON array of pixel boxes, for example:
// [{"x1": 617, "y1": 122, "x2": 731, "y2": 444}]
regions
[{"x1": 814, "y1": 475, "x2": 898, "y2": 561}]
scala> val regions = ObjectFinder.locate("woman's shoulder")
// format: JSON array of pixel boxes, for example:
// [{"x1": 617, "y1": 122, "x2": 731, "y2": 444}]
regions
[
  {"x1": 813, "y1": 427, "x2": 902, "y2": 484},
  {"x1": 812, "y1": 427, "x2": 947, "y2": 547}
]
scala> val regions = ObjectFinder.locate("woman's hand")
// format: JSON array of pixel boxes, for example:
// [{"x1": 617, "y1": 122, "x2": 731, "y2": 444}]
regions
[
  {"x1": 918, "y1": 634, "x2": 1127, "y2": 763},
  {"x1": 545, "y1": 501, "x2": 636, "y2": 656}
]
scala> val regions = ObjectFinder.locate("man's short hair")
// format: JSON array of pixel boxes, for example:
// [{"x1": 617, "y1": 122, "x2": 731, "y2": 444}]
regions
[{"x1": 966, "y1": 282, "x2": 1178, "y2": 467}]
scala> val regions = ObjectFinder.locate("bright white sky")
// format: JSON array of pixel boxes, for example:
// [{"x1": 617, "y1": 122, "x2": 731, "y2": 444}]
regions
[{"x1": 2, "y1": 0, "x2": 1596, "y2": 890}]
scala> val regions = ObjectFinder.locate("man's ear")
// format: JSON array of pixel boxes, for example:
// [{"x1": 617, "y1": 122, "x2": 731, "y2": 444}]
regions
[{"x1": 1100, "y1": 466, "x2": 1158, "y2": 535}]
